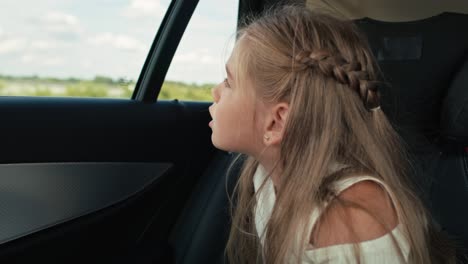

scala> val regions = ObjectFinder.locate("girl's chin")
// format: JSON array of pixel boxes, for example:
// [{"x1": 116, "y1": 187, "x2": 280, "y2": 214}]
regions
[{"x1": 210, "y1": 136, "x2": 233, "y2": 152}]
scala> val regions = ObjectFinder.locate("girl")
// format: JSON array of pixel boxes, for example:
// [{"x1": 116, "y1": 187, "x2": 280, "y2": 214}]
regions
[{"x1": 209, "y1": 5, "x2": 455, "y2": 264}]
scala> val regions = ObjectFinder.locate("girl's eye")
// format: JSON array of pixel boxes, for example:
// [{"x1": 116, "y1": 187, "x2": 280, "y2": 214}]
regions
[{"x1": 223, "y1": 78, "x2": 231, "y2": 88}]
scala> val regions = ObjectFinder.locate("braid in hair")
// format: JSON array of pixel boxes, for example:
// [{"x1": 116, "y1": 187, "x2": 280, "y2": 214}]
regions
[{"x1": 293, "y1": 49, "x2": 381, "y2": 111}]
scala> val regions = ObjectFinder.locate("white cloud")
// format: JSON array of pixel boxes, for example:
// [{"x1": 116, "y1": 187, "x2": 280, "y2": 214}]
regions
[
  {"x1": 0, "y1": 38, "x2": 27, "y2": 54},
  {"x1": 30, "y1": 40, "x2": 57, "y2": 50},
  {"x1": 43, "y1": 56, "x2": 64, "y2": 66},
  {"x1": 173, "y1": 51, "x2": 197, "y2": 63},
  {"x1": 0, "y1": 0, "x2": 236, "y2": 84},
  {"x1": 43, "y1": 12, "x2": 79, "y2": 26},
  {"x1": 189, "y1": 14, "x2": 235, "y2": 35},
  {"x1": 88, "y1": 32, "x2": 146, "y2": 52},
  {"x1": 123, "y1": 0, "x2": 166, "y2": 17},
  {"x1": 80, "y1": 59, "x2": 93, "y2": 69},
  {"x1": 37, "y1": 11, "x2": 84, "y2": 39},
  {"x1": 20, "y1": 53, "x2": 64, "y2": 66},
  {"x1": 173, "y1": 51, "x2": 218, "y2": 65},
  {"x1": 200, "y1": 55, "x2": 217, "y2": 65},
  {"x1": 20, "y1": 54, "x2": 35, "y2": 63}
]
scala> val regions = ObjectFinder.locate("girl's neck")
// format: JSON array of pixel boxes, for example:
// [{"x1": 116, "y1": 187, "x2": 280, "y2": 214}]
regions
[
  {"x1": 258, "y1": 158, "x2": 281, "y2": 192},
  {"x1": 255, "y1": 144, "x2": 282, "y2": 191}
]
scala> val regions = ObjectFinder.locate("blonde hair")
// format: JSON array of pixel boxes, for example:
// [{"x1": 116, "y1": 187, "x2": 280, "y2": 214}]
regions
[{"x1": 225, "y1": 5, "x2": 456, "y2": 264}]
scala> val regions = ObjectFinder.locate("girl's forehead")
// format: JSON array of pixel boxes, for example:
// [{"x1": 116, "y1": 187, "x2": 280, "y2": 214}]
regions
[
  {"x1": 226, "y1": 47, "x2": 239, "y2": 69},
  {"x1": 225, "y1": 56, "x2": 238, "y2": 77},
  {"x1": 227, "y1": 36, "x2": 248, "y2": 69}
]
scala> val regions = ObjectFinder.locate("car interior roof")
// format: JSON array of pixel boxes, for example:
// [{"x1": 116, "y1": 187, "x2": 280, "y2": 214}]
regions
[{"x1": 306, "y1": 0, "x2": 468, "y2": 21}]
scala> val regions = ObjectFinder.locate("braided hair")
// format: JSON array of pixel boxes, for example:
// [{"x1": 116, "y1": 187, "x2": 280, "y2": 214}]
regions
[{"x1": 293, "y1": 50, "x2": 381, "y2": 110}]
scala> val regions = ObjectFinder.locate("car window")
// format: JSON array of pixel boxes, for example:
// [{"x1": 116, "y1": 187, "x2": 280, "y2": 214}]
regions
[
  {"x1": 0, "y1": 0, "x2": 170, "y2": 98},
  {"x1": 159, "y1": 0, "x2": 239, "y2": 101}
]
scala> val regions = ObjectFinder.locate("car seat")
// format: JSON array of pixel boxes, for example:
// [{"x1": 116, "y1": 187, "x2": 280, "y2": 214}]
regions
[{"x1": 355, "y1": 11, "x2": 468, "y2": 255}]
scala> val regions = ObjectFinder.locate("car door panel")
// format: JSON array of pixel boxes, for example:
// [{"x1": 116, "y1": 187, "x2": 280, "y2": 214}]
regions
[
  {"x1": 0, "y1": 98, "x2": 215, "y2": 263},
  {"x1": 0, "y1": 162, "x2": 172, "y2": 245}
]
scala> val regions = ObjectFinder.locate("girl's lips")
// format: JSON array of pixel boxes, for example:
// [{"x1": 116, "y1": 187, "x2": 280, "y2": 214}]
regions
[{"x1": 209, "y1": 120, "x2": 213, "y2": 127}]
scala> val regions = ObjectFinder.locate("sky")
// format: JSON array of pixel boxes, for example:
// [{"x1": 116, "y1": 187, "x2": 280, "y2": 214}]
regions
[{"x1": 0, "y1": 0, "x2": 239, "y2": 84}]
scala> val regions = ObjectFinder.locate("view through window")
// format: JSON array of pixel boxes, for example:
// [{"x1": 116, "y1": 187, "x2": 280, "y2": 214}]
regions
[
  {"x1": 160, "y1": 0, "x2": 239, "y2": 101},
  {"x1": 0, "y1": 0, "x2": 237, "y2": 100}
]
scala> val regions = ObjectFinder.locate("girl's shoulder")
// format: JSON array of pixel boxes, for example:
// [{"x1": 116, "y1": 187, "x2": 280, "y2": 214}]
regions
[{"x1": 310, "y1": 176, "x2": 400, "y2": 248}]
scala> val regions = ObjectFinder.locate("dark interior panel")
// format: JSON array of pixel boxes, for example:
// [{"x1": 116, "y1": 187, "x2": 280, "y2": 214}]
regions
[
  {"x1": 0, "y1": 98, "x2": 216, "y2": 263},
  {"x1": 0, "y1": 162, "x2": 172, "y2": 245},
  {"x1": 0, "y1": 97, "x2": 211, "y2": 163}
]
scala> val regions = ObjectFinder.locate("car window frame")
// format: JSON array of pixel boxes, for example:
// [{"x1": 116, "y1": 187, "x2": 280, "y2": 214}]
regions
[{"x1": 133, "y1": 0, "x2": 199, "y2": 103}]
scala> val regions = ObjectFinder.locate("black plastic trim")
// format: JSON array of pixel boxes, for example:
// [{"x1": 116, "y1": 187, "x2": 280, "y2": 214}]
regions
[
  {"x1": 0, "y1": 162, "x2": 172, "y2": 245},
  {"x1": 134, "y1": 0, "x2": 199, "y2": 103}
]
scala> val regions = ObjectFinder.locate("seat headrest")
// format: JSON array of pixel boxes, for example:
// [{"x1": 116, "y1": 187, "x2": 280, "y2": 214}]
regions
[{"x1": 441, "y1": 56, "x2": 468, "y2": 143}]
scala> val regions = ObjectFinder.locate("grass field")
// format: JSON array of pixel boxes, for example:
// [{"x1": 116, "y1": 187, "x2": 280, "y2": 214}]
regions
[{"x1": 0, "y1": 75, "x2": 213, "y2": 101}]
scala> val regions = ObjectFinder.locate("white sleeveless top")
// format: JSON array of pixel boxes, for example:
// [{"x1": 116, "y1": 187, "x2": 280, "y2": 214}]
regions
[{"x1": 253, "y1": 165, "x2": 410, "y2": 263}]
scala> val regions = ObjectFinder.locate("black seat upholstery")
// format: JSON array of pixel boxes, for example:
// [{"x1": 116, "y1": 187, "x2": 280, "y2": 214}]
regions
[
  {"x1": 169, "y1": 151, "x2": 240, "y2": 264},
  {"x1": 356, "y1": 13, "x2": 468, "y2": 136},
  {"x1": 356, "y1": 12, "x2": 468, "y2": 251},
  {"x1": 431, "y1": 55, "x2": 468, "y2": 248}
]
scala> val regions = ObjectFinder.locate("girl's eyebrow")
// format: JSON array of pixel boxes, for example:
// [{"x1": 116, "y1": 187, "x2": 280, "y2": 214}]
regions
[{"x1": 225, "y1": 65, "x2": 233, "y2": 79}]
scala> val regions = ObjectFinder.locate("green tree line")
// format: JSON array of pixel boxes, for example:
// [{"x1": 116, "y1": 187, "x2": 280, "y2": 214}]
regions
[{"x1": 0, "y1": 74, "x2": 213, "y2": 101}]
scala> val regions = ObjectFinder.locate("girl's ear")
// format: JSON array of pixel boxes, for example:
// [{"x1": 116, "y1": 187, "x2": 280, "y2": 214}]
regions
[{"x1": 263, "y1": 102, "x2": 289, "y2": 146}]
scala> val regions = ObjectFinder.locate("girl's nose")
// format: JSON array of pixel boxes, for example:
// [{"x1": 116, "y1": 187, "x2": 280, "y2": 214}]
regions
[{"x1": 212, "y1": 85, "x2": 220, "y2": 102}]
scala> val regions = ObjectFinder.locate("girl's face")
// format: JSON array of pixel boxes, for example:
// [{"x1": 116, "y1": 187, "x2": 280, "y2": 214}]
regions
[{"x1": 209, "y1": 49, "x2": 261, "y2": 155}]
